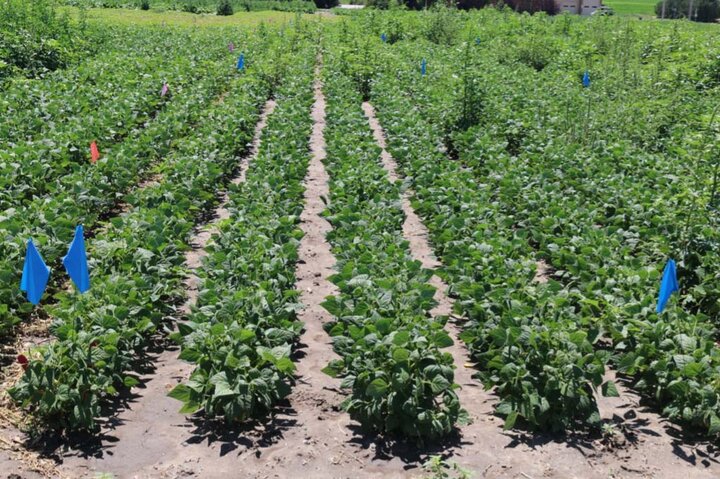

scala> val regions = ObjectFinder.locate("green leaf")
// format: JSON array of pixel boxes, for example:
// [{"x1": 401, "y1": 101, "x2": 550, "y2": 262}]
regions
[
  {"x1": 322, "y1": 359, "x2": 345, "y2": 378},
  {"x1": 433, "y1": 331, "x2": 453, "y2": 348},
  {"x1": 392, "y1": 347, "x2": 410, "y2": 362},
  {"x1": 503, "y1": 411, "x2": 519, "y2": 430},
  {"x1": 212, "y1": 380, "x2": 235, "y2": 399},
  {"x1": 375, "y1": 318, "x2": 392, "y2": 335},
  {"x1": 179, "y1": 348, "x2": 201, "y2": 362},
  {"x1": 168, "y1": 384, "x2": 191, "y2": 402},
  {"x1": 366, "y1": 378, "x2": 389, "y2": 398},
  {"x1": 392, "y1": 330, "x2": 410, "y2": 346},
  {"x1": 321, "y1": 297, "x2": 343, "y2": 316},
  {"x1": 123, "y1": 376, "x2": 140, "y2": 388},
  {"x1": 430, "y1": 375, "x2": 451, "y2": 394},
  {"x1": 709, "y1": 414, "x2": 720, "y2": 436},
  {"x1": 275, "y1": 357, "x2": 295, "y2": 374},
  {"x1": 601, "y1": 380, "x2": 620, "y2": 398}
]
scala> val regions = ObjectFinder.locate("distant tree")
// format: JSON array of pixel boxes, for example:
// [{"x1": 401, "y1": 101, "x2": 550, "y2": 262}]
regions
[
  {"x1": 217, "y1": 0, "x2": 234, "y2": 15},
  {"x1": 655, "y1": 0, "x2": 719, "y2": 21},
  {"x1": 314, "y1": 0, "x2": 339, "y2": 8},
  {"x1": 455, "y1": 0, "x2": 489, "y2": 9},
  {"x1": 366, "y1": 0, "x2": 391, "y2": 8},
  {"x1": 506, "y1": 0, "x2": 557, "y2": 13}
]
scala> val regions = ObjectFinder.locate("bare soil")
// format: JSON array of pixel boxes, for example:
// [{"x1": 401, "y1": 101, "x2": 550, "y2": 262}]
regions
[{"x1": 2, "y1": 73, "x2": 720, "y2": 479}]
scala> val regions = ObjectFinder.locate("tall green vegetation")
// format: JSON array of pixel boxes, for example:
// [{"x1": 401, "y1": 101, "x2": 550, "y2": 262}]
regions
[
  {"x1": 0, "y1": 0, "x2": 97, "y2": 81},
  {"x1": 62, "y1": 0, "x2": 318, "y2": 13}
]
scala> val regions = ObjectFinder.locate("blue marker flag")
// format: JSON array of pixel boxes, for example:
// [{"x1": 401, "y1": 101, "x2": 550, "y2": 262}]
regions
[
  {"x1": 381, "y1": 33, "x2": 387, "y2": 43},
  {"x1": 237, "y1": 53, "x2": 245, "y2": 71},
  {"x1": 582, "y1": 70, "x2": 590, "y2": 88},
  {"x1": 475, "y1": 37, "x2": 481, "y2": 45},
  {"x1": 20, "y1": 239, "x2": 50, "y2": 305},
  {"x1": 421, "y1": 58, "x2": 427, "y2": 76},
  {"x1": 63, "y1": 225, "x2": 90, "y2": 293},
  {"x1": 656, "y1": 259, "x2": 679, "y2": 314}
]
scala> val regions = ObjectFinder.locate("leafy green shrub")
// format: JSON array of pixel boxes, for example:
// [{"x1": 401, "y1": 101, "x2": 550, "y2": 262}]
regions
[
  {"x1": 0, "y1": 0, "x2": 94, "y2": 80},
  {"x1": 699, "y1": 54, "x2": 720, "y2": 89},
  {"x1": 181, "y1": 1, "x2": 201, "y2": 12},
  {"x1": 512, "y1": 36, "x2": 556, "y2": 71},
  {"x1": 165, "y1": 0, "x2": 316, "y2": 12},
  {"x1": 383, "y1": 17, "x2": 405, "y2": 43},
  {"x1": 217, "y1": 0, "x2": 234, "y2": 14},
  {"x1": 139, "y1": 0, "x2": 150, "y2": 9},
  {"x1": 423, "y1": 6, "x2": 461, "y2": 45}
]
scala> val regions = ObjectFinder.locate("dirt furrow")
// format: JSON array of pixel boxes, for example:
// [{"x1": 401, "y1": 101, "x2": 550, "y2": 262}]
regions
[
  {"x1": 51, "y1": 99, "x2": 278, "y2": 479},
  {"x1": 226, "y1": 62, "x2": 407, "y2": 479},
  {"x1": 180, "y1": 99, "x2": 276, "y2": 313},
  {"x1": 360, "y1": 101, "x2": 718, "y2": 479},
  {"x1": 362, "y1": 101, "x2": 487, "y2": 428}
]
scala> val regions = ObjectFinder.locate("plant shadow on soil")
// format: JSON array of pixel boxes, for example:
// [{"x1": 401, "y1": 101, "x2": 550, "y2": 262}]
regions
[
  {"x1": 185, "y1": 408, "x2": 298, "y2": 458},
  {"x1": 612, "y1": 376, "x2": 720, "y2": 468},
  {"x1": 346, "y1": 424, "x2": 469, "y2": 471},
  {"x1": 500, "y1": 376, "x2": 720, "y2": 470},
  {"x1": 650, "y1": 414, "x2": 720, "y2": 468},
  {"x1": 19, "y1": 339, "x2": 174, "y2": 462}
]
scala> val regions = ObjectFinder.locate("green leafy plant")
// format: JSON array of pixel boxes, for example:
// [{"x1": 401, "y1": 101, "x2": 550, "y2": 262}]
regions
[
  {"x1": 423, "y1": 456, "x2": 472, "y2": 479},
  {"x1": 169, "y1": 55, "x2": 316, "y2": 421}
]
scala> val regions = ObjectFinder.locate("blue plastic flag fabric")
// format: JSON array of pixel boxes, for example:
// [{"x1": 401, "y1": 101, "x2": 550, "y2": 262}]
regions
[
  {"x1": 475, "y1": 37, "x2": 481, "y2": 45},
  {"x1": 421, "y1": 58, "x2": 427, "y2": 76},
  {"x1": 582, "y1": 70, "x2": 590, "y2": 88},
  {"x1": 20, "y1": 239, "x2": 50, "y2": 305},
  {"x1": 63, "y1": 225, "x2": 90, "y2": 293},
  {"x1": 656, "y1": 259, "x2": 679, "y2": 313},
  {"x1": 381, "y1": 33, "x2": 387, "y2": 43},
  {"x1": 237, "y1": 53, "x2": 245, "y2": 71}
]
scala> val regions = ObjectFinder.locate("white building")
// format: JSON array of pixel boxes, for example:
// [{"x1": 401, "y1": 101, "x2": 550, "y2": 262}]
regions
[{"x1": 556, "y1": 0, "x2": 603, "y2": 15}]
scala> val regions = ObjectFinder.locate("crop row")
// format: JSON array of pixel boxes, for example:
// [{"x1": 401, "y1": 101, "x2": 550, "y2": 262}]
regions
[
  {"x1": 8, "y1": 53, "x2": 271, "y2": 432},
  {"x1": 319, "y1": 53, "x2": 466, "y2": 441},
  {"x1": 341, "y1": 14, "x2": 720, "y2": 436},
  {"x1": 1, "y1": 27, "x2": 246, "y2": 143},
  {"x1": 327, "y1": 29, "x2": 617, "y2": 431},
  {"x1": 0, "y1": 30, "x2": 245, "y2": 210},
  {"x1": 365, "y1": 70, "x2": 611, "y2": 432},
  {"x1": 370, "y1": 25, "x2": 720, "y2": 436},
  {"x1": 0, "y1": 31, "x2": 271, "y2": 339},
  {"x1": 169, "y1": 46, "x2": 316, "y2": 421}
]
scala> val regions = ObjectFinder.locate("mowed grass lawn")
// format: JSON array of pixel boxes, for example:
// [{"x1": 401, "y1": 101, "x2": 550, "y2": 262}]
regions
[
  {"x1": 59, "y1": 7, "x2": 327, "y2": 27},
  {"x1": 603, "y1": 0, "x2": 657, "y2": 15}
]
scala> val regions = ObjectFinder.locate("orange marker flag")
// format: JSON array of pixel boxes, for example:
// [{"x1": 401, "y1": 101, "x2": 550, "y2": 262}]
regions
[{"x1": 90, "y1": 141, "x2": 100, "y2": 164}]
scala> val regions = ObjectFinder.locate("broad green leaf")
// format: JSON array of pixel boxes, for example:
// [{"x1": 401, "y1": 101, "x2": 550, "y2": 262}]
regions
[
  {"x1": 366, "y1": 378, "x2": 389, "y2": 398},
  {"x1": 601, "y1": 380, "x2": 620, "y2": 398}
]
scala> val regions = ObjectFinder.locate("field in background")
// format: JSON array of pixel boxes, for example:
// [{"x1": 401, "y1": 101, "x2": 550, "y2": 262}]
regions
[
  {"x1": 59, "y1": 6, "x2": 319, "y2": 26},
  {"x1": 603, "y1": 0, "x2": 657, "y2": 15}
]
